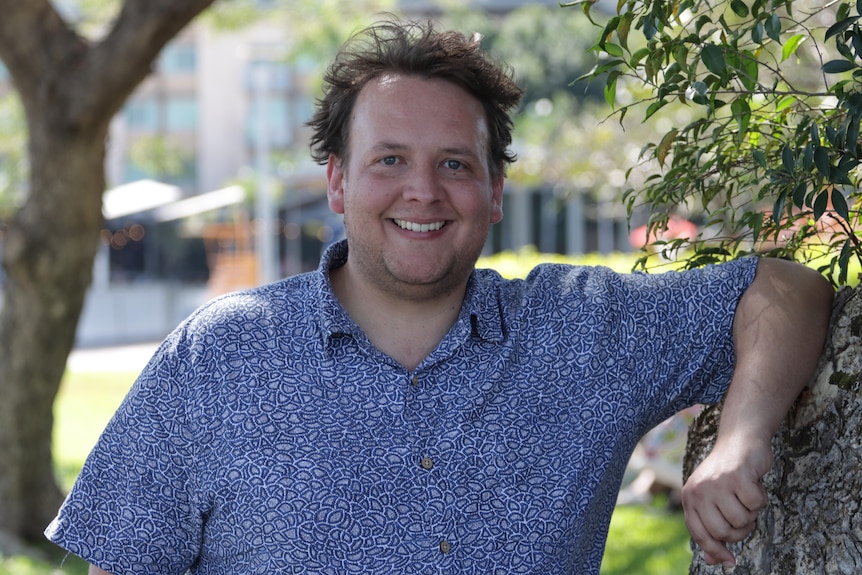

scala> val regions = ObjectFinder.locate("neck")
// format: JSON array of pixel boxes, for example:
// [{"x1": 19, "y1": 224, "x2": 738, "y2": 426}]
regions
[{"x1": 330, "y1": 264, "x2": 466, "y2": 371}]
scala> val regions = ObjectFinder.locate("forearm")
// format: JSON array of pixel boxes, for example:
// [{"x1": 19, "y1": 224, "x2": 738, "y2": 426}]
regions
[
  {"x1": 682, "y1": 258, "x2": 833, "y2": 566},
  {"x1": 717, "y1": 258, "x2": 833, "y2": 444}
]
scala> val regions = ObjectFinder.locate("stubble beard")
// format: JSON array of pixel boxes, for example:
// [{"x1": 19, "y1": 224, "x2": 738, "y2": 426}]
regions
[{"x1": 344, "y1": 222, "x2": 485, "y2": 304}]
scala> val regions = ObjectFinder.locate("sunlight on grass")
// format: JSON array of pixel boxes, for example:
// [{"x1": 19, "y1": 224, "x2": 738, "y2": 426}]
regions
[
  {"x1": 53, "y1": 370, "x2": 138, "y2": 491},
  {"x1": 601, "y1": 503, "x2": 692, "y2": 574},
  {"x1": 0, "y1": 550, "x2": 88, "y2": 575}
]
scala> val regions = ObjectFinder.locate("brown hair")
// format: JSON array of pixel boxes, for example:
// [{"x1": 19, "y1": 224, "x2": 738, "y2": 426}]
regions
[{"x1": 307, "y1": 17, "x2": 524, "y2": 177}]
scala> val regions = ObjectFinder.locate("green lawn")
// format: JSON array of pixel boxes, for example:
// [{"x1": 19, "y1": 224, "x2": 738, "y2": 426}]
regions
[{"x1": 1, "y1": 369, "x2": 692, "y2": 574}]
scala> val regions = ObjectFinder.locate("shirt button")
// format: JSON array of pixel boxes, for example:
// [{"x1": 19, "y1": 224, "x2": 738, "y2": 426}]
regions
[
  {"x1": 420, "y1": 457, "x2": 434, "y2": 470},
  {"x1": 439, "y1": 540, "x2": 451, "y2": 554},
  {"x1": 411, "y1": 375, "x2": 419, "y2": 386}
]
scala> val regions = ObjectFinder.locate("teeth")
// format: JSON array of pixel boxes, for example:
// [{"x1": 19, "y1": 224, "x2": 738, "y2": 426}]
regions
[{"x1": 394, "y1": 219, "x2": 445, "y2": 232}]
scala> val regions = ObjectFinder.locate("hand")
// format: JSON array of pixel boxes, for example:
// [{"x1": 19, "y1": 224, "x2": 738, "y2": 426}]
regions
[{"x1": 680, "y1": 435, "x2": 773, "y2": 566}]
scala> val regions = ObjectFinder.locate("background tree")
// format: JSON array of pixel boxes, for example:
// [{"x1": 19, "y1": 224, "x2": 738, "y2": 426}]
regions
[
  {"x1": 0, "y1": 0, "x2": 216, "y2": 551},
  {"x1": 572, "y1": 0, "x2": 862, "y2": 571}
]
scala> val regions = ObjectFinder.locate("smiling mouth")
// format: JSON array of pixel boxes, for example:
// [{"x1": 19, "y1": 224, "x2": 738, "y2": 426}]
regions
[{"x1": 393, "y1": 219, "x2": 446, "y2": 233}]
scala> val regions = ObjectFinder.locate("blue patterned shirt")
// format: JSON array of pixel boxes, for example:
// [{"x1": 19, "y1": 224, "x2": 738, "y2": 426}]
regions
[{"x1": 47, "y1": 240, "x2": 757, "y2": 575}]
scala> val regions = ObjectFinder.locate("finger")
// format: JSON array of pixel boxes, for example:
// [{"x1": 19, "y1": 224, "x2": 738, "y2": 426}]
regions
[
  {"x1": 718, "y1": 501, "x2": 759, "y2": 534},
  {"x1": 737, "y1": 479, "x2": 768, "y2": 512},
  {"x1": 691, "y1": 493, "x2": 757, "y2": 541},
  {"x1": 685, "y1": 506, "x2": 737, "y2": 567}
]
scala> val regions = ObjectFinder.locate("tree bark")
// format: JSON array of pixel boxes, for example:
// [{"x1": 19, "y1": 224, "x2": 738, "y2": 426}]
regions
[
  {"x1": 0, "y1": 0, "x2": 214, "y2": 550},
  {"x1": 685, "y1": 285, "x2": 862, "y2": 574}
]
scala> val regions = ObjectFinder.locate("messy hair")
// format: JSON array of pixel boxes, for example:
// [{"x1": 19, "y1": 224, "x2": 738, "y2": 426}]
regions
[{"x1": 307, "y1": 17, "x2": 524, "y2": 177}]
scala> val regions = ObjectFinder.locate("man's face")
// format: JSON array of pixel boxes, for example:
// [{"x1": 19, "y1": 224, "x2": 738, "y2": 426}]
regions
[{"x1": 327, "y1": 73, "x2": 504, "y2": 302}]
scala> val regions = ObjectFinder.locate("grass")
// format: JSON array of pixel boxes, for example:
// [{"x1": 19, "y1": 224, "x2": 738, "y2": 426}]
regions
[
  {"x1": 1, "y1": 368, "x2": 692, "y2": 575},
  {"x1": 602, "y1": 501, "x2": 692, "y2": 574}
]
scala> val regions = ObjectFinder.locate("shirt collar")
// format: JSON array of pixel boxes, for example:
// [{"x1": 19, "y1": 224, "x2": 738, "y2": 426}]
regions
[{"x1": 313, "y1": 239, "x2": 506, "y2": 346}]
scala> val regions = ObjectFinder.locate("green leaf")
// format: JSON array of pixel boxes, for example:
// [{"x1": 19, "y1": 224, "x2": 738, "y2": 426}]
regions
[
  {"x1": 852, "y1": 30, "x2": 862, "y2": 59},
  {"x1": 839, "y1": 238, "x2": 852, "y2": 285},
  {"x1": 738, "y1": 51, "x2": 759, "y2": 90},
  {"x1": 813, "y1": 190, "x2": 829, "y2": 219},
  {"x1": 823, "y1": 60, "x2": 858, "y2": 73},
  {"x1": 731, "y1": 98, "x2": 751, "y2": 139},
  {"x1": 645, "y1": 99, "x2": 667, "y2": 119},
  {"x1": 575, "y1": 59, "x2": 625, "y2": 82},
  {"x1": 753, "y1": 149, "x2": 768, "y2": 169},
  {"x1": 773, "y1": 191, "x2": 787, "y2": 224},
  {"x1": 765, "y1": 14, "x2": 782, "y2": 42},
  {"x1": 782, "y1": 34, "x2": 806, "y2": 61},
  {"x1": 617, "y1": 12, "x2": 633, "y2": 50},
  {"x1": 846, "y1": 117, "x2": 860, "y2": 156},
  {"x1": 673, "y1": 45, "x2": 690, "y2": 68},
  {"x1": 775, "y1": 94, "x2": 796, "y2": 112},
  {"x1": 782, "y1": 144, "x2": 795, "y2": 171},
  {"x1": 605, "y1": 71, "x2": 619, "y2": 108},
  {"x1": 803, "y1": 143, "x2": 814, "y2": 170},
  {"x1": 643, "y1": 15, "x2": 658, "y2": 40},
  {"x1": 694, "y1": 14, "x2": 712, "y2": 34},
  {"x1": 792, "y1": 181, "x2": 807, "y2": 208},
  {"x1": 832, "y1": 190, "x2": 850, "y2": 220},
  {"x1": 629, "y1": 47, "x2": 651, "y2": 67},
  {"x1": 604, "y1": 42, "x2": 624, "y2": 57},
  {"x1": 701, "y1": 44, "x2": 728, "y2": 81},
  {"x1": 814, "y1": 146, "x2": 832, "y2": 177},
  {"x1": 751, "y1": 21, "x2": 764, "y2": 44},
  {"x1": 825, "y1": 16, "x2": 860, "y2": 41},
  {"x1": 657, "y1": 129, "x2": 678, "y2": 167},
  {"x1": 730, "y1": 0, "x2": 750, "y2": 17}
]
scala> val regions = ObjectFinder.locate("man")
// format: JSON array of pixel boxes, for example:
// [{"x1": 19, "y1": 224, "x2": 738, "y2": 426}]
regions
[{"x1": 46, "y1": 18, "x2": 833, "y2": 575}]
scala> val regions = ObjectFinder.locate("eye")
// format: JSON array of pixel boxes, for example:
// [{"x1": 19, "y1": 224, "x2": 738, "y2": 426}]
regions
[
  {"x1": 443, "y1": 159, "x2": 464, "y2": 171},
  {"x1": 379, "y1": 156, "x2": 399, "y2": 166}
]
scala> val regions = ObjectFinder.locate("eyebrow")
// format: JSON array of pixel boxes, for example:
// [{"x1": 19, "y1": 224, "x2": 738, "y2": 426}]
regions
[{"x1": 371, "y1": 142, "x2": 480, "y2": 159}]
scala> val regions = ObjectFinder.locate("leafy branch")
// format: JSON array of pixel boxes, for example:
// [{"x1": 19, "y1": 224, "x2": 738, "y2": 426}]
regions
[{"x1": 568, "y1": 0, "x2": 862, "y2": 285}]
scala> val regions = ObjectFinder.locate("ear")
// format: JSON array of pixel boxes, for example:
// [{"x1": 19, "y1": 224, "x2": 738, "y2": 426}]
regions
[
  {"x1": 490, "y1": 173, "x2": 504, "y2": 224},
  {"x1": 326, "y1": 155, "x2": 345, "y2": 215}
]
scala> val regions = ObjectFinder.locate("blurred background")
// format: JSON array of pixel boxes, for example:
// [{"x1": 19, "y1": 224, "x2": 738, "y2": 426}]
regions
[{"x1": 1, "y1": 0, "x2": 680, "y2": 348}]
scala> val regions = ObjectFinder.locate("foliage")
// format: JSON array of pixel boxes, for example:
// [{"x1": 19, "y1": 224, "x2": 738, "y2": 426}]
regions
[
  {"x1": 127, "y1": 136, "x2": 194, "y2": 182},
  {"x1": 570, "y1": 0, "x2": 862, "y2": 286}
]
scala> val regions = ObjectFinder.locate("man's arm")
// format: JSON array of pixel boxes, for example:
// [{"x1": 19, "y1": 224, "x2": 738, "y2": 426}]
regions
[
  {"x1": 89, "y1": 565, "x2": 114, "y2": 575},
  {"x1": 681, "y1": 258, "x2": 834, "y2": 567}
]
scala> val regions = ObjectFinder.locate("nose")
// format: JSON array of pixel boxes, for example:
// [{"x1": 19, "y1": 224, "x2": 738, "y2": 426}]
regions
[{"x1": 402, "y1": 162, "x2": 444, "y2": 203}]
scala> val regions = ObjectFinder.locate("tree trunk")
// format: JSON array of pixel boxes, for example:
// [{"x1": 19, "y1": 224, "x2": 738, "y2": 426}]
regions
[
  {"x1": 0, "y1": 0, "x2": 214, "y2": 551},
  {"x1": 0, "y1": 129, "x2": 107, "y2": 543},
  {"x1": 685, "y1": 285, "x2": 862, "y2": 574}
]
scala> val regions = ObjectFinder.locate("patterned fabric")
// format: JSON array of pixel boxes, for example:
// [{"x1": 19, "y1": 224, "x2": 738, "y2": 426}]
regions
[{"x1": 46, "y1": 240, "x2": 757, "y2": 575}]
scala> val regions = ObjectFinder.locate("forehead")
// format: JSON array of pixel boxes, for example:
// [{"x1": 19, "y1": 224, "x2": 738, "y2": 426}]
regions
[{"x1": 348, "y1": 73, "x2": 490, "y2": 154}]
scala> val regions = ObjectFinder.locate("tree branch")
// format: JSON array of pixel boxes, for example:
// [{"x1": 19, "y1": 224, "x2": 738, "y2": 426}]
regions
[
  {"x1": 65, "y1": 0, "x2": 217, "y2": 128},
  {"x1": 0, "y1": 0, "x2": 87, "y2": 106}
]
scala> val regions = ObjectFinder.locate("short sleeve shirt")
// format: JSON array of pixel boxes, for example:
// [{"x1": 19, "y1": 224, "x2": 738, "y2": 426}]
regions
[{"x1": 46, "y1": 240, "x2": 757, "y2": 575}]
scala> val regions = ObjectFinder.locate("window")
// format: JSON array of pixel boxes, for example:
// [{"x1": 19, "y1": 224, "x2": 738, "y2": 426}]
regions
[
  {"x1": 159, "y1": 42, "x2": 196, "y2": 75},
  {"x1": 124, "y1": 99, "x2": 159, "y2": 131},
  {"x1": 165, "y1": 97, "x2": 198, "y2": 132}
]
